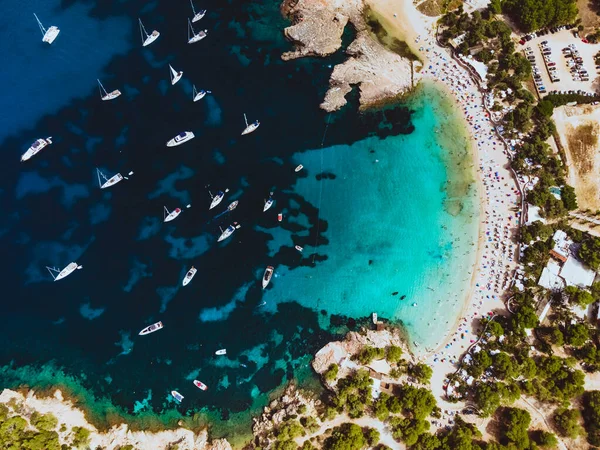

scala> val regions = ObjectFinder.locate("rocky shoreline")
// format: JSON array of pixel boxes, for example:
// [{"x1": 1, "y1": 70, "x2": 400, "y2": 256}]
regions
[{"x1": 281, "y1": 0, "x2": 417, "y2": 111}]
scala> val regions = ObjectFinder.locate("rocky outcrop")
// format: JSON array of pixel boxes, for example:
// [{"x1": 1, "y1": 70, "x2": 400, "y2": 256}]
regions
[
  {"x1": 252, "y1": 384, "x2": 320, "y2": 448},
  {"x1": 281, "y1": 0, "x2": 416, "y2": 111},
  {"x1": 0, "y1": 388, "x2": 231, "y2": 450}
]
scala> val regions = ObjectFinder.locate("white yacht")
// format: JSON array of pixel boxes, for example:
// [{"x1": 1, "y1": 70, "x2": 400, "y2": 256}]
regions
[
  {"x1": 295, "y1": 165, "x2": 303, "y2": 172},
  {"x1": 241, "y1": 113, "x2": 260, "y2": 135},
  {"x1": 193, "y1": 380, "x2": 208, "y2": 391},
  {"x1": 97, "y1": 79, "x2": 121, "y2": 101},
  {"x1": 263, "y1": 193, "x2": 274, "y2": 212},
  {"x1": 171, "y1": 391, "x2": 184, "y2": 402},
  {"x1": 169, "y1": 64, "x2": 183, "y2": 85},
  {"x1": 215, "y1": 349, "x2": 227, "y2": 356},
  {"x1": 21, "y1": 137, "x2": 52, "y2": 162},
  {"x1": 139, "y1": 18, "x2": 160, "y2": 47},
  {"x1": 97, "y1": 168, "x2": 124, "y2": 189},
  {"x1": 262, "y1": 266, "x2": 274, "y2": 289},
  {"x1": 187, "y1": 18, "x2": 207, "y2": 44},
  {"x1": 190, "y1": 0, "x2": 207, "y2": 22},
  {"x1": 166, "y1": 131, "x2": 194, "y2": 147},
  {"x1": 34, "y1": 14, "x2": 60, "y2": 44},
  {"x1": 139, "y1": 321, "x2": 163, "y2": 335},
  {"x1": 164, "y1": 206, "x2": 182, "y2": 223},
  {"x1": 217, "y1": 222, "x2": 239, "y2": 242},
  {"x1": 193, "y1": 85, "x2": 207, "y2": 102},
  {"x1": 209, "y1": 190, "x2": 225, "y2": 210},
  {"x1": 182, "y1": 266, "x2": 197, "y2": 286},
  {"x1": 46, "y1": 262, "x2": 82, "y2": 282}
]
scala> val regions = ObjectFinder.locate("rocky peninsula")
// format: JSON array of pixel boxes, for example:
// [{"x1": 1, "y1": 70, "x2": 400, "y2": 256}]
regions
[{"x1": 281, "y1": 0, "x2": 418, "y2": 111}]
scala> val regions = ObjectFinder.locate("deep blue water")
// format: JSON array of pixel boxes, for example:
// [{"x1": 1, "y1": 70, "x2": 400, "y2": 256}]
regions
[{"x1": 0, "y1": 0, "x2": 478, "y2": 439}]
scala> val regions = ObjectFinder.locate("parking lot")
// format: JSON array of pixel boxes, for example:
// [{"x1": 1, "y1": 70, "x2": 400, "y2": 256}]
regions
[{"x1": 522, "y1": 29, "x2": 600, "y2": 97}]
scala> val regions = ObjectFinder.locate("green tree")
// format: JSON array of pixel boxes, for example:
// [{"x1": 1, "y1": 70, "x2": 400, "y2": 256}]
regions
[
  {"x1": 324, "y1": 364, "x2": 339, "y2": 382},
  {"x1": 386, "y1": 346, "x2": 403, "y2": 363},
  {"x1": 71, "y1": 426, "x2": 91, "y2": 448},
  {"x1": 561, "y1": 185, "x2": 578, "y2": 210},
  {"x1": 565, "y1": 323, "x2": 590, "y2": 347},
  {"x1": 535, "y1": 430, "x2": 558, "y2": 448},
  {"x1": 409, "y1": 363, "x2": 433, "y2": 384},
  {"x1": 553, "y1": 407, "x2": 582, "y2": 438},
  {"x1": 324, "y1": 423, "x2": 366, "y2": 450},
  {"x1": 502, "y1": 408, "x2": 531, "y2": 449},
  {"x1": 364, "y1": 427, "x2": 380, "y2": 446},
  {"x1": 474, "y1": 383, "x2": 501, "y2": 417}
]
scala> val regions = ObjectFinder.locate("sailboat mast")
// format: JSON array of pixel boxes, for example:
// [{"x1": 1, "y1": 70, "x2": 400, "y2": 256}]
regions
[
  {"x1": 97, "y1": 79, "x2": 107, "y2": 97},
  {"x1": 139, "y1": 18, "x2": 147, "y2": 43},
  {"x1": 244, "y1": 113, "x2": 249, "y2": 128},
  {"x1": 46, "y1": 266, "x2": 58, "y2": 280},
  {"x1": 190, "y1": 0, "x2": 197, "y2": 15},
  {"x1": 33, "y1": 13, "x2": 46, "y2": 35},
  {"x1": 97, "y1": 168, "x2": 103, "y2": 188}
]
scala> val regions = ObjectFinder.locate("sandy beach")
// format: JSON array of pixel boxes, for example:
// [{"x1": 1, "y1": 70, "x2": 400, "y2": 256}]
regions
[{"x1": 368, "y1": 0, "x2": 520, "y2": 412}]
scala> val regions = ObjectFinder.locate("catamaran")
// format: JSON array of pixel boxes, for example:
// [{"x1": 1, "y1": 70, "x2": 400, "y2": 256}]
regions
[
  {"x1": 34, "y1": 13, "x2": 60, "y2": 44},
  {"x1": 217, "y1": 222, "x2": 239, "y2": 242},
  {"x1": 262, "y1": 266, "x2": 274, "y2": 289},
  {"x1": 46, "y1": 262, "x2": 82, "y2": 282},
  {"x1": 209, "y1": 190, "x2": 226, "y2": 210},
  {"x1": 139, "y1": 321, "x2": 163, "y2": 336},
  {"x1": 190, "y1": 0, "x2": 207, "y2": 22},
  {"x1": 241, "y1": 113, "x2": 260, "y2": 135},
  {"x1": 171, "y1": 391, "x2": 184, "y2": 402},
  {"x1": 263, "y1": 193, "x2": 274, "y2": 212},
  {"x1": 182, "y1": 266, "x2": 197, "y2": 286},
  {"x1": 97, "y1": 168, "x2": 124, "y2": 189},
  {"x1": 187, "y1": 18, "x2": 207, "y2": 44},
  {"x1": 164, "y1": 206, "x2": 182, "y2": 223},
  {"x1": 193, "y1": 85, "x2": 207, "y2": 102},
  {"x1": 166, "y1": 131, "x2": 194, "y2": 147},
  {"x1": 215, "y1": 349, "x2": 227, "y2": 355},
  {"x1": 169, "y1": 64, "x2": 183, "y2": 85},
  {"x1": 97, "y1": 79, "x2": 121, "y2": 101},
  {"x1": 21, "y1": 137, "x2": 52, "y2": 162},
  {"x1": 193, "y1": 380, "x2": 208, "y2": 391},
  {"x1": 139, "y1": 18, "x2": 160, "y2": 47}
]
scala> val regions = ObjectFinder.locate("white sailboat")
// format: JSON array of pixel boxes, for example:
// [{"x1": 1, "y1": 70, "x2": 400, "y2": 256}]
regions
[
  {"x1": 139, "y1": 321, "x2": 163, "y2": 335},
  {"x1": 193, "y1": 85, "x2": 207, "y2": 102},
  {"x1": 169, "y1": 64, "x2": 183, "y2": 85},
  {"x1": 46, "y1": 262, "x2": 82, "y2": 282},
  {"x1": 217, "y1": 222, "x2": 239, "y2": 242},
  {"x1": 97, "y1": 79, "x2": 121, "y2": 101},
  {"x1": 34, "y1": 13, "x2": 60, "y2": 44},
  {"x1": 166, "y1": 131, "x2": 194, "y2": 146},
  {"x1": 139, "y1": 18, "x2": 160, "y2": 47},
  {"x1": 164, "y1": 206, "x2": 182, "y2": 223},
  {"x1": 190, "y1": 0, "x2": 207, "y2": 22},
  {"x1": 263, "y1": 193, "x2": 274, "y2": 212},
  {"x1": 262, "y1": 266, "x2": 274, "y2": 289},
  {"x1": 182, "y1": 266, "x2": 197, "y2": 286},
  {"x1": 241, "y1": 113, "x2": 260, "y2": 135},
  {"x1": 97, "y1": 168, "x2": 124, "y2": 189},
  {"x1": 209, "y1": 190, "x2": 227, "y2": 210},
  {"x1": 188, "y1": 19, "x2": 207, "y2": 44},
  {"x1": 21, "y1": 137, "x2": 52, "y2": 162}
]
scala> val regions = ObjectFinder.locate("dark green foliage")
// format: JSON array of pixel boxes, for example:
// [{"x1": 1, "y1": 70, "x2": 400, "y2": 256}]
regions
[
  {"x1": 534, "y1": 430, "x2": 558, "y2": 448},
  {"x1": 520, "y1": 221, "x2": 554, "y2": 244},
  {"x1": 502, "y1": 0, "x2": 578, "y2": 32},
  {"x1": 300, "y1": 416, "x2": 320, "y2": 434},
  {"x1": 473, "y1": 383, "x2": 501, "y2": 417},
  {"x1": 564, "y1": 286, "x2": 594, "y2": 307},
  {"x1": 564, "y1": 323, "x2": 590, "y2": 347},
  {"x1": 71, "y1": 426, "x2": 91, "y2": 447},
  {"x1": 301, "y1": 442, "x2": 317, "y2": 450},
  {"x1": 355, "y1": 346, "x2": 385, "y2": 365},
  {"x1": 324, "y1": 364, "x2": 339, "y2": 382},
  {"x1": 323, "y1": 423, "x2": 366, "y2": 450},
  {"x1": 330, "y1": 369, "x2": 373, "y2": 418},
  {"x1": 30, "y1": 413, "x2": 58, "y2": 432},
  {"x1": 386, "y1": 345, "x2": 403, "y2": 363},
  {"x1": 372, "y1": 393, "x2": 390, "y2": 421},
  {"x1": 0, "y1": 409, "x2": 61, "y2": 450},
  {"x1": 499, "y1": 408, "x2": 531, "y2": 449},
  {"x1": 411, "y1": 432, "x2": 441, "y2": 450},
  {"x1": 492, "y1": 353, "x2": 516, "y2": 380},
  {"x1": 364, "y1": 427, "x2": 380, "y2": 446},
  {"x1": 466, "y1": 350, "x2": 492, "y2": 378},
  {"x1": 578, "y1": 234, "x2": 600, "y2": 270},
  {"x1": 583, "y1": 391, "x2": 600, "y2": 446},
  {"x1": 553, "y1": 407, "x2": 582, "y2": 438},
  {"x1": 389, "y1": 417, "x2": 429, "y2": 446},
  {"x1": 395, "y1": 384, "x2": 437, "y2": 420},
  {"x1": 277, "y1": 420, "x2": 304, "y2": 441},
  {"x1": 545, "y1": 93, "x2": 600, "y2": 108},
  {"x1": 560, "y1": 185, "x2": 577, "y2": 210},
  {"x1": 409, "y1": 363, "x2": 433, "y2": 384},
  {"x1": 575, "y1": 343, "x2": 600, "y2": 371}
]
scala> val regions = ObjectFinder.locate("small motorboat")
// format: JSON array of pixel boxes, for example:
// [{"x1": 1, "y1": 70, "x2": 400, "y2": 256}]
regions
[
  {"x1": 171, "y1": 391, "x2": 184, "y2": 402},
  {"x1": 217, "y1": 222, "x2": 239, "y2": 242},
  {"x1": 209, "y1": 190, "x2": 225, "y2": 210},
  {"x1": 167, "y1": 131, "x2": 194, "y2": 147},
  {"x1": 139, "y1": 321, "x2": 163, "y2": 336},
  {"x1": 227, "y1": 201, "x2": 239, "y2": 211},
  {"x1": 193, "y1": 380, "x2": 208, "y2": 391},
  {"x1": 278, "y1": 213, "x2": 282, "y2": 222},
  {"x1": 241, "y1": 113, "x2": 259, "y2": 135},
  {"x1": 263, "y1": 193, "x2": 274, "y2": 212},
  {"x1": 295, "y1": 165, "x2": 303, "y2": 172},
  {"x1": 182, "y1": 266, "x2": 197, "y2": 286},
  {"x1": 21, "y1": 137, "x2": 52, "y2": 162},
  {"x1": 295, "y1": 245, "x2": 303, "y2": 253},
  {"x1": 215, "y1": 349, "x2": 227, "y2": 355},
  {"x1": 262, "y1": 266, "x2": 274, "y2": 289},
  {"x1": 412, "y1": 302, "x2": 417, "y2": 307},
  {"x1": 372, "y1": 313, "x2": 378, "y2": 324},
  {"x1": 164, "y1": 206, "x2": 182, "y2": 223}
]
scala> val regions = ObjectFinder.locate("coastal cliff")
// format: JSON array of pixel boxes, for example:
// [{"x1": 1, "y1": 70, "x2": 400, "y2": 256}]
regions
[
  {"x1": 0, "y1": 388, "x2": 231, "y2": 450},
  {"x1": 281, "y1": 0, "x2": 417, "y2": 111}
]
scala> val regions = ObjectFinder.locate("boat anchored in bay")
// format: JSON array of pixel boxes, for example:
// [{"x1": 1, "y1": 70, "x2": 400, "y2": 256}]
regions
[
  {"x1": 21, "y1": 137, "x2": 52, "y2": 162},
  {"x1": 46, "y1": 262, "x2": 82, "y2": 282},
  {"x1": 209, "y1": 189, "x2": 228, "y2": 210},
  {"x1": 97, "y1": 168, "x2": 124, "y2": 189},
  {"x1": 262, "y1": 266, "x2": 274, "y2": 289},
  {"x1": 182, "y1": 266, "x2": 197, "y2": 286},
  {"x1": 193, "y1": 380, "x2": 208, "y2": 390},
  {"x1": 97, "y1": 79, "x2": 121, "y2": 101},
  {"x1": 193, "y1": 85, "x2": 209, "y2": 102},
  {"x1": 217, "y1": 222, "x2": 239, "y2": 242},
  {"x1": 167, "y1": 131, "x2": 194, "y2": 147},
  {"x1": 139, "y1": 18, "x2": 160, "y2": 47},
  {"x1": 241, "y1": 113, "x2": 259, "y2": 135},
  {"x1": 169, "y1": 64, "x2": 183, "y2": 85},
  {"x1": 187, "y1": 18, "x2": 207, "y2": 44},
  {"x1": 164, "y1": 206, "x2": 182, "y2": 223},
  {"x1": 263, "y1": 192, "x2": 274, "y2": 212},
  {"x1": 215, "y1": 349, "x2": 227, "y2": 355},
  {"x1": 139, "y1": 321, "x2": 163, "y2": 335},
  {"x1": 171, "y1": 391, "x2": 184, "y2": 402},
  {"x1": 34, "y1": 13, "x2": 59, "y2": 44},
  {"x1": 190, "y1": 0, "x2": 207, "y2": 22}
]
